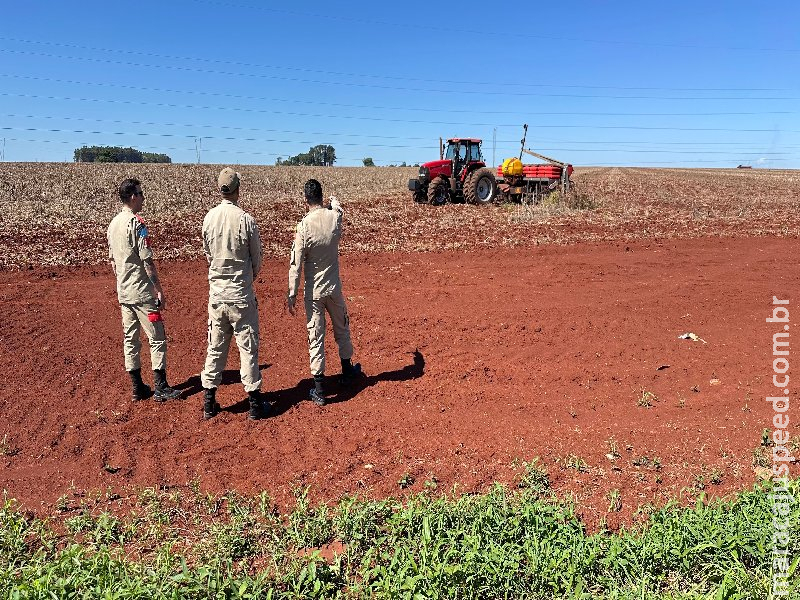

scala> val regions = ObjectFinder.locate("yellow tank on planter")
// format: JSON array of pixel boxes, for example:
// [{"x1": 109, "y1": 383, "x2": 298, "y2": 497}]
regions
[{"x1": 502, "y1": 157, "x2": 524, "y2": 177}]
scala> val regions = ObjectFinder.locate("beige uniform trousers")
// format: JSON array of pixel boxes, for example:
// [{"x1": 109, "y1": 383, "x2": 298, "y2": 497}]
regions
[
  {"x1": 305, "y1": 289, "x2": 353, "y2": 376},
  {"x1": 120, "y1": 300, "x2": 167, "y2": 372},
  {"x1": 201, "y1": 301, "x2": 261, "y2": 393}
]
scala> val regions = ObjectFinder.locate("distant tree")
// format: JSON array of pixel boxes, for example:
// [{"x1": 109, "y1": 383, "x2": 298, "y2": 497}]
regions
[
  {"x1": 73, "y1": 145, "x2": 171, "y2": 163},
  {"x1": 363, "y1": 157, "x2": 375, "y2": 167},
  {"x1": 277, "y1": 144, "x2": 336, "y2": 166}
]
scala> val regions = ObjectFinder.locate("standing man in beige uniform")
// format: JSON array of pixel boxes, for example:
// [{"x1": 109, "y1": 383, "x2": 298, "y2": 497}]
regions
[
  {"x1": 107, "y1": 178, "x2": 181, "y2": 403},
  {"x1": 201, "y1": 167, "x2": 269, "y2": 420},
  {"x1": 288, "y1": 179, "x2": 362, "y2": 406}
]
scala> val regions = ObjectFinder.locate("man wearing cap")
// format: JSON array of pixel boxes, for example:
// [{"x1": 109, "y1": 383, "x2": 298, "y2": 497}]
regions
[
  {"x1": 200, "y1": 167, "x2": 269, "y2": 420},
  {"x1": 287, "y1": 179, "x2": 362, "y2": 406},
  {"x1": 107, "y1": 178, "x2": 182, "y2": 403}
]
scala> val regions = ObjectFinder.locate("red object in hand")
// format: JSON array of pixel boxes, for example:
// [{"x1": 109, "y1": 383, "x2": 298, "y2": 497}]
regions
[{"x1": 147, "y1": 311, "x2": 163, "y2": 323}]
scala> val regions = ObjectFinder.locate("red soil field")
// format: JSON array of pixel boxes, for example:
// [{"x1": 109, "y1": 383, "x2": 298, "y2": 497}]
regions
[{"x1": 0, "y1": 236, "x2": 797, "y2": 528}]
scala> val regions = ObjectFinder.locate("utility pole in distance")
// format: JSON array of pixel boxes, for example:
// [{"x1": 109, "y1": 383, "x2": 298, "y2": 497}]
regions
[
  {"x1": 492, "y1": 128, "x2": 496, "y2": 167},
  {"x1": 195, "y1": 137, "x2": 202, "y2": 164}
]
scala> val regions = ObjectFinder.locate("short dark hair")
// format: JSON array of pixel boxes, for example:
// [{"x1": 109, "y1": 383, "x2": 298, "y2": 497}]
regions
[
  {"x1": 304, "y1": 179, "x2": 323, "y2": 204},
  {"x1": 119, "y1": 178, "x2": 141, "y2": 202}
]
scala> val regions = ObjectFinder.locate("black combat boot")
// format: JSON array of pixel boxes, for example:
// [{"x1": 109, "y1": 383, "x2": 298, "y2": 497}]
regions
[
  {"x1": 128, "y1": 368, "x2": 153, "y2": 401},
  {"x1": 248, "y1": 390, "x2": 271, "y2": 420},
  {"x1": 309, "y1": 374, "x2": 327, "y2": 406},
  {"x1": 203, "y1": 388, "x2": 221, "y2": 420},
  {"x1": 340, "y1": 358, "x2": 363, "y2": 387},
  {"x1": 153, "y1": 369, "x2": 182, "y2": 402}
]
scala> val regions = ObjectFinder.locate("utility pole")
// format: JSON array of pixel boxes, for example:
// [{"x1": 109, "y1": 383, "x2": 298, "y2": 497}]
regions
[
  {"x1": 1, "y1": 138, "x2": 5, "y2": 161},
  {"x1": 492, "y1": 128, "x2": 496, "y2": 167},
  {"x1": 195, "y1": 137, "x2": 202, "y2": 164}
]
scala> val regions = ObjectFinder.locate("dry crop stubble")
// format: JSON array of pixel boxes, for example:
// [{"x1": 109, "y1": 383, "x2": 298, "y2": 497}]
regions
[{"x1": 1, "y1": 164, "x2": 799, "y2": 269}]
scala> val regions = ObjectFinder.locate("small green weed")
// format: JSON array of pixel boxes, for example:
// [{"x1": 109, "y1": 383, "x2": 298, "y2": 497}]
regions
[
  {"x1": 606, "y1": 489, "x2": 622, "y2": 512},
  {"x1": 605, "y1": 437, "x2": 620, "y2": 460},
  {"x1": 632, "y1": 455, "x2": 662, "y2": 471},
  {"x1": 761, "y1": 428, "x2": 774, "y2": 447},
  {"x1": 638, "y1": 390, "x2": 657, "y2": 408},
  {"x1": 562, "y1": 454, "x2": 589, "y2": 472},
  {"x1": 397, "y1": 473, "x2": 415, "y2": 489},
  {"x1": 0, "y1": 434, "x2": 19, "y2": 457},
  {"x1": 516, "y1": 458, "x2": 550, "y2": 495}
]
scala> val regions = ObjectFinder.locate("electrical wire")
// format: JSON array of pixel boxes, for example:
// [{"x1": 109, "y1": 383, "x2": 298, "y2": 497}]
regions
[{"x1": 3, "y1": 49, "x2": 799, "y2": 101}]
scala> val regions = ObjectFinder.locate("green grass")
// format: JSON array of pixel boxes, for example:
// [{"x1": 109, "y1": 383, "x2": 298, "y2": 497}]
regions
[{"x1": 1, "y1": 479, "x2": 798, "y2": 599}]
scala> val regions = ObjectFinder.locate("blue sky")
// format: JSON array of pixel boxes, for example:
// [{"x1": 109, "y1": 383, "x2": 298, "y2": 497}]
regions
[{"x1": 1, "y1": 1, "x2": 798, "y2": 167}]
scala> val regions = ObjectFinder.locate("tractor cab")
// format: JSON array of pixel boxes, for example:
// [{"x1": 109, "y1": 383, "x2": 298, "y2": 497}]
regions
[{"x1": 444, "y1": 138, "x2": 484, "y2": 180}]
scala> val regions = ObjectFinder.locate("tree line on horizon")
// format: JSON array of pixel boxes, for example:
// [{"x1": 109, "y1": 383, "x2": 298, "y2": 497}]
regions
[
  {"x1": 276, "y1": 144, "x2": 336, "y2": 166},
  {"x1": 74, "y1": 146, "x2": 172, "y2": 163}
]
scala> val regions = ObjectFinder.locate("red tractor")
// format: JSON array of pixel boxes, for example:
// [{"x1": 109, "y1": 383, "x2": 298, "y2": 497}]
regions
[
  {"x1": 409, "y1": 126, "x2": 574, "y2": 206},
  {"x1": 408, "y1": 138, "x2": 497, "y2": 205}
]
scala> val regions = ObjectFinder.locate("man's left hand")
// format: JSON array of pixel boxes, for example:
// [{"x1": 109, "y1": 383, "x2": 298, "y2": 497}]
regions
[{"x1": 287, "y1": 294, "x2": 296, "y2": 316}]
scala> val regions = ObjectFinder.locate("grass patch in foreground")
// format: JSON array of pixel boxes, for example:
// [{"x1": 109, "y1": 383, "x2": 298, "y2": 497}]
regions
[{"x1": 1, "y1": 480, "x2": 798, "y2": 599}]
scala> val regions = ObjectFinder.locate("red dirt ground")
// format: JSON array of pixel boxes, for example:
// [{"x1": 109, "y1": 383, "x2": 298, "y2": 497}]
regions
[{"x1": 1, "y1": 236, "x2": 797, "y2": 529}]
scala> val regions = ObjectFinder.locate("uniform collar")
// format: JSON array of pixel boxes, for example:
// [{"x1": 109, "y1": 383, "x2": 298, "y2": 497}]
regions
[
  {"x1": 121, "y1": 205, "x2": 134, "y2": 214},
  {"x1": 221, "y1": 198, "x2": 239, "y2": 206}
]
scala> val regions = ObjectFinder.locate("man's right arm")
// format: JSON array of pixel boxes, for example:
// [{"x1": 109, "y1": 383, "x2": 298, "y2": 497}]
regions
[
  {"x1": 330, "y1": 196, "x2": 343, "y2": 229},
  {"x1": 287, "y1": 222, "x2": 305, "y2": 307}
]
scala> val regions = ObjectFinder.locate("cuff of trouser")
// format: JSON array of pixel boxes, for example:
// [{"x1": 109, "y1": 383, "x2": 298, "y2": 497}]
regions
[
  {"x1": 243, "y1": 382, "x2": 262, "y2": 394},
  {"x1": 201, "y1": 372, "x2": 221, "y2": 390},
  {"x1": 125, "y1": 363, "x2": 142, "y2": 372}
]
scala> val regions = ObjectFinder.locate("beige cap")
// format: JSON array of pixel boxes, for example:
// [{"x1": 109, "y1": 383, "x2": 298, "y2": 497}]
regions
[{"x1": 218, "y1": 167, "x2": 240, "y2": 194}]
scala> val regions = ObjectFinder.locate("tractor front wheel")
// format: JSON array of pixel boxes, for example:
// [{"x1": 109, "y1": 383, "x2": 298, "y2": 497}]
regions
[
  {"x1": 427, "y1": 177, "x2": 449, "y2": 206},
  {"x1": 412, "y1": 187, "x2": 428, "y2": 203},
  {"x1": 465, "y1": 168, "x2": 497, "y2": 205}
]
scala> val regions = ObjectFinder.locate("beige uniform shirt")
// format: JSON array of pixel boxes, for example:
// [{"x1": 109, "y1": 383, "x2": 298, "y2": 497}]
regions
[
  {"x1": 202, "y1": 199, "x2": 262, "y2": 303},
  {"x1": 107, "y1": 206, "x2": 155, "y2": 304},
  {"x1": 289, "y1": 199, "x2": 343, "y2": 301}
]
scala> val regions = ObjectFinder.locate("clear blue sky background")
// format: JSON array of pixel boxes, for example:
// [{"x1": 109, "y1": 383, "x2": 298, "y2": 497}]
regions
[{"x1": 1, "y1": 1, "x2": 798, "y2": 167}]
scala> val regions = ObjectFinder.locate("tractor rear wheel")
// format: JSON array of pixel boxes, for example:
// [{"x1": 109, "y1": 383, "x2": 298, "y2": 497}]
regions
[
  {"x1": 464, "y1": 168, "x2": 497, "y2": 205},
  {"x1": 427, "y1": 177, "x2": 449, "y2": 206}
]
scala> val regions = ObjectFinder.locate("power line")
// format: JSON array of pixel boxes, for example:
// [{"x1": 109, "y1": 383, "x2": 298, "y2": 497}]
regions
[
  {"x1": 3, "y1": 49, "x2": 799, "y2": 101},
  {"x1": 1, "y1": 37, "x2": 797, "y2": 92},
  {"x1": 6, "y1": 114, "x2": 793, "y2": 149},
  {"x1": 2, "y1": 74, "x2": 796, "y2": 118},
  {"x1": 3, "y1": 93, "x2": 796, "y2": 133},
  {"x1": 1, "y1": 127, "x2": 790, "y2": 156}
]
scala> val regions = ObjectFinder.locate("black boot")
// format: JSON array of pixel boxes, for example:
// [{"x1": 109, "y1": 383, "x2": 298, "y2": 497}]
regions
[
  {"x1": 128, "y1": 368, "x2": 153, "y2": 401},
  {"x1": 153, "y1": 369, "x2": 181, "y2": 402},
  {"x1": 248, "y1": 390, "x2": 271, "y2": 420},
  {"x1": 203, "y1": 388, "x2": 221, "y2": 420},
  {"x1": 309, "y1": 374, "x2": 327, "y2": 406},
  {"x1": 340, "y1": 359, "x2": 363, "y2": 386}
]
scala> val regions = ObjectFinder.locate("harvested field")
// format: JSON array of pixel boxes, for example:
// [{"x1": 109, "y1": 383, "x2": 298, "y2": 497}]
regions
[{"x1": 1, "y1": 164, "x2": 799, "y2": 269}]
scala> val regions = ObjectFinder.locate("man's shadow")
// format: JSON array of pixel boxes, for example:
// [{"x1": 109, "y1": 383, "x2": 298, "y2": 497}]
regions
[
  {"x1": 229, "y1": 350, "x2": 426, "y2": 416},
  {"x1": 175, "y1": 363, "x2": 271, "y2": 401}
]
